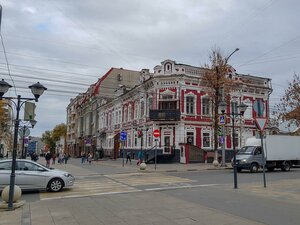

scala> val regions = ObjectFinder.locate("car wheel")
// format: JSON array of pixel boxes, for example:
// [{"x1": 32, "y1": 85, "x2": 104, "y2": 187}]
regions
[
  {"x1": 281, "y1": 162, "x2": 291, "y2": 172},
  {"x1": 237, "y1": 167, "x2": 242, "y2": 172},
  {"x1": 267, "y1": 167, "x2": 274, "y2": 172},
  {"x1": 48, "y1": 178, "x2": 64, "y2": 192},
  {"x1": 250, "y1": 163, "x2": 259, "y2": 173}
]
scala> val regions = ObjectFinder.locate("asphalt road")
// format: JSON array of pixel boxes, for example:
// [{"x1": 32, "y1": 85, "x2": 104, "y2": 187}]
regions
[{"x1": 2, "y1": 159, "x2": 300, "y2": 225}]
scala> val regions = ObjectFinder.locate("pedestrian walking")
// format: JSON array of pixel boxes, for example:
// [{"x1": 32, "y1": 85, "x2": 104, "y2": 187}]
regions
[
  {"x1": 87, "y1": 152, "x2": 93, "y2": 164},
  {"x1": 137, "y1": 151, "x2": 143, "y2": 166},
  {"x1": 64, "y1": 154, "x2": 69, "y2": 164},
  {"x1": 81, "y1": 152, "x2": 86, "y2": 164},
  {"x1": 59, "y1": 153, "x2": 64, "y2": 164},
  {"x1": 126, "y1": 151, "x2": 131, "y2": 164},
  {"x1": 45, "y1": 152, "x2": 51, "y2": 168}
]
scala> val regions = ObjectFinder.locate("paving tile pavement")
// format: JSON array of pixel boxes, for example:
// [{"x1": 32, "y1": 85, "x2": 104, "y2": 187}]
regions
[{"x1": 1, "y1": 191, "x2": 265, "y2": 225}]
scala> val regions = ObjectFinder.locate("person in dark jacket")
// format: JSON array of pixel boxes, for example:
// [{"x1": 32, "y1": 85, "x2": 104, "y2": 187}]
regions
[{"x1": 45, "y1": 152, "x2": 51, "y2": 168}]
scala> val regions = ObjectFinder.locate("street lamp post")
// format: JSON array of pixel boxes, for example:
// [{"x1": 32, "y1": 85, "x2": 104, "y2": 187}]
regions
[
  {"x1": 0, "y1": 79, "x2": 47, "y2": 210},
  {"x1": 219, "y1": 100, "x2": 247, "y2": 189}
]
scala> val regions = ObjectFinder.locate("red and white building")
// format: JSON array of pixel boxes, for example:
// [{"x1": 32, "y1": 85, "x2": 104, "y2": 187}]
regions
[{"x1": 66, "y1": 59, "x2": 272, "y2": 163}]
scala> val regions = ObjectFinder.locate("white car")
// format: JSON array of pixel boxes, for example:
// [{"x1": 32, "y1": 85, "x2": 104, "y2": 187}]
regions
[{"x1": 0, "y1": 159, "x2": 75, "y2": 192}]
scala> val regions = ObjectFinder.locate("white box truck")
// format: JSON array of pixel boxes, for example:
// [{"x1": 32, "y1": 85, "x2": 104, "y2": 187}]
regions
[{"x1": 235, "y1": 135, "x2": 300, "y2": 172}]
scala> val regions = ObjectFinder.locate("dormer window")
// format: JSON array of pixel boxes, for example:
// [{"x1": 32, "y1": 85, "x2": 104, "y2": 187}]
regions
[{"x1": 164, "y1": 63, "x2": 172, "y2": 72}]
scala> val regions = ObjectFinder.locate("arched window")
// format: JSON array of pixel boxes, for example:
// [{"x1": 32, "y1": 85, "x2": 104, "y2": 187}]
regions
[
  {"x1": 140, "y1": 101, "x2": 145, "y2": 117},
  {"x1": 134, "y1": 102, "x2": 139, "y2": 119}
]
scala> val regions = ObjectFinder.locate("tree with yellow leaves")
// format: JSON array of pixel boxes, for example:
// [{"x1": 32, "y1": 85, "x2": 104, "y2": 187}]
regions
[
  {"x1": 273, "y1": 74, "x2": 300, "y2": 128},
  {"x1": 0, "y1": 100, "x2": 13, "y2": 154}
]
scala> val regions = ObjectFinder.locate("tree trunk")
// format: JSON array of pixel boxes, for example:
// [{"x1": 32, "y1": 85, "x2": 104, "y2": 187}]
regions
[{"x1": 213, "y1": 88, "x2": 220, "y2": 166}]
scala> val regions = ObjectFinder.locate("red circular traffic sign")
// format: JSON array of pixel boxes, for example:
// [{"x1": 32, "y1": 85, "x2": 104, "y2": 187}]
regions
[{"x1": 153, "y1": 129, "x2": 160, "y2": 137}]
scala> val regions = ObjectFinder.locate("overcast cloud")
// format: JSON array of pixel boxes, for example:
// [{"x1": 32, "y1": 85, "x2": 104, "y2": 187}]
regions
[{"x1": 1, "y1": 0, "x2": 299, "y2": 136}]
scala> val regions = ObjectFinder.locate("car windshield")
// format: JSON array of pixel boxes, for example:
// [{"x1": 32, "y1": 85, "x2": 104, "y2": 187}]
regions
[
  {"x1": 237, "y1": 146, "x2": 255, "y2": 155},
  {"x1": 32, "y1": 161, "x2": 49, "y2": 170}
]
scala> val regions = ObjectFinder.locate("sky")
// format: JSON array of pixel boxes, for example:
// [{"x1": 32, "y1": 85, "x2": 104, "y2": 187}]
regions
[{"x1": 0, "y1": 0, "x2": 299, "y2": 137}]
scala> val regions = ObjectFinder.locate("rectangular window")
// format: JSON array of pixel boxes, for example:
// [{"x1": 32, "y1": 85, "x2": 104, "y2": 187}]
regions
[
  {"x1": 202, "y1": 98, "x2": 210, "y2": 115},
  {"x1": 186, "y1": 96, "x2": 194, "y2": 114},
  {"x1": 202, "y1": 132, "x2": 210, "y2": 148}
]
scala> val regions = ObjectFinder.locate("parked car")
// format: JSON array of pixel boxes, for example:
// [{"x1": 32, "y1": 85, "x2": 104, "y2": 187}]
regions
[{"x1": 0, "y1": 159, "x2": 75, "y2": 192}]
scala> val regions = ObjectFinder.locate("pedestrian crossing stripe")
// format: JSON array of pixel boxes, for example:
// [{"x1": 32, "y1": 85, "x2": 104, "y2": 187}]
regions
[{"x1": 40, "y1": 173, "x2": 195, "y2": 200}]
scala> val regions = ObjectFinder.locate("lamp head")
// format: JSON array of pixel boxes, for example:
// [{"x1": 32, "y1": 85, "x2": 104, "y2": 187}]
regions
[
  {"x1": 218, "y1": 100, "x2": 227, "y2": 114},
  {"x1": 238, "y1": 102, "x2": 248, "y2": 116},
  {"x1": 0, "y1": 79, "x2": 12, "y2": 98},
  {"x1": 28, "y1": 82, "x2": 47, "y2": 101},
  {"x1": 29, "y1": 119, "x2": 37, "y2": 128}
]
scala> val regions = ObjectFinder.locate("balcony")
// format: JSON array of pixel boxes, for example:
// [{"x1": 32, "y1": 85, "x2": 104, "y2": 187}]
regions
[{"x1": 149, "y1": 109, "x2": 180, "y2": 121}]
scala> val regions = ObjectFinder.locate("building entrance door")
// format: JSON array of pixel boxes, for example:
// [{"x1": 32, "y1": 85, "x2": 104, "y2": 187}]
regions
[{"x1": 163, "y1": 136, "x2": 171, "y2": 154}]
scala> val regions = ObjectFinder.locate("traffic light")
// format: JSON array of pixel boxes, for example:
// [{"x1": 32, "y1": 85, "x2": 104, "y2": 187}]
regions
[{"x1": 218, "y1": 126, "x2": 223, "y2": 136}]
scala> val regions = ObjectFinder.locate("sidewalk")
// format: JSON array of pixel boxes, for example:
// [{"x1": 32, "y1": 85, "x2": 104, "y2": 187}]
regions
[
  {"x1": 95, "y1": 158, "x2": 230, "y2": 172},
  {"x1": 45, "y1": 158, "x2": 231, "y2": 177}
]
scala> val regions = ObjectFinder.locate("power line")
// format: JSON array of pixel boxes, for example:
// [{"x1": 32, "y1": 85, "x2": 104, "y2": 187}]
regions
[
  {"x1": 0, "y1": 72, "x2": 92, "y2": 86},
  {"x1": 0, "y1": 33, "x2": 17, "y2": 95},
  {"x1": 237, "y1": 33, "x2": 300, "y2": 68},
  {"x1": 0, "y1": 50, "x2": 104, "y2": 70},
  {"x1": 0, "y1": 62, "x2": 100, "y2": 78}
]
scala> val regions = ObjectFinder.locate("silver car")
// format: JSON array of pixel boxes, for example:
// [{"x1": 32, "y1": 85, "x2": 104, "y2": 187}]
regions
[{"x1": 0, "y1": 159, "x2": 75, "y2": 192}]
